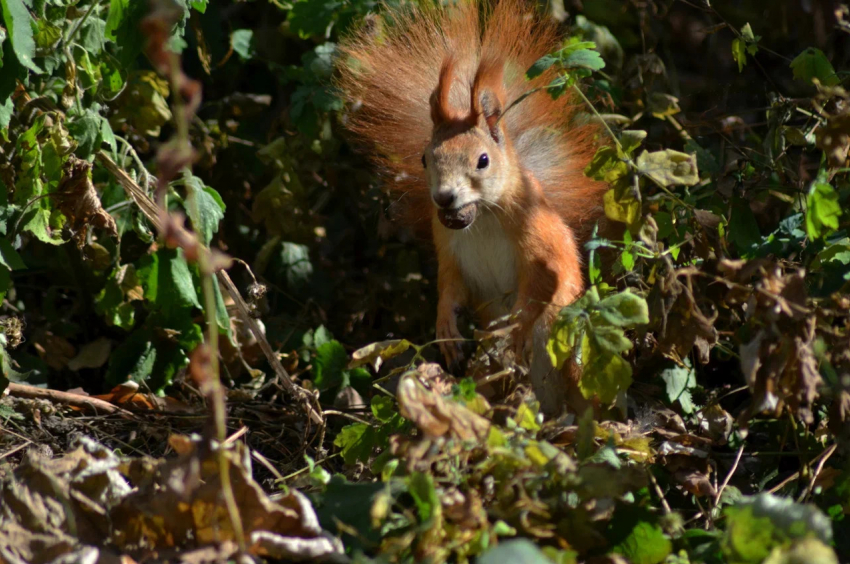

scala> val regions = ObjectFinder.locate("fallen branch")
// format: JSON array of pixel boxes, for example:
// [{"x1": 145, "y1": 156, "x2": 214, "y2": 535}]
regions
[{"x1": 5, "y1": 382, "x2": 134, "y2": 418}]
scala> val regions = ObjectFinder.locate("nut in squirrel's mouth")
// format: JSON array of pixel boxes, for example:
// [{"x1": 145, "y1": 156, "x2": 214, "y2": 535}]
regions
[{"x1": 437, "y1": 202, "x2": 478, "y2": 229}]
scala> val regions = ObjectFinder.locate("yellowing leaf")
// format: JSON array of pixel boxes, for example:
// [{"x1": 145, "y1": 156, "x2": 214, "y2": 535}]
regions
[
  {"x1": 349, "y1": 339, "x2": 412, "y2": 371},
  {"x1": 603, "y1": 185, "x2": 642, "y2": 228},
  {"x1": 647, "y1": 92, "x2": 680, "y2": 118},
  {"x1": 636, "y1": 149, "x2": 699, "y2": 187},
  {"x1": 578, "y1": 334, "x2": 633, "y2": 404}
]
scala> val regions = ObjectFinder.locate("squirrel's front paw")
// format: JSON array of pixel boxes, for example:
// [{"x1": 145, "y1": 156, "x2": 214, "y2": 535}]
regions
[
  {"x1": 437, "y1": 317, "x2": 465, "y2": 371},
  {"x1": 511, "y1": 321, "x2": 535, "y2": 365}
]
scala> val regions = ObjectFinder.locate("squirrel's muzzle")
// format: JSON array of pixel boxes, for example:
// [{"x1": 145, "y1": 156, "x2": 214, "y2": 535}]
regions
[{"x1": 437, "y1": 202, "x2": 478, "y2": 229}]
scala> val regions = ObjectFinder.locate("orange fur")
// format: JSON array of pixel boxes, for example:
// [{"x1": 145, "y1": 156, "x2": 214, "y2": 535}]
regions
[
  {"x1": 337, "y1": 0, "x2": 608, "y2": 415},
  {"x1": 337, "y1": 0, "x2": 605, "y2": 239}
]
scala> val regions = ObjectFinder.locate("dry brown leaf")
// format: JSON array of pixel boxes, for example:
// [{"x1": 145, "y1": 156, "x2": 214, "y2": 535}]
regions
[
  {"x1": 110, "y1": 435, "x2": 342, "y2": 560},
  {"x1": 32, "y1": 331, "x2": 76, "y2": 371},
  {"x1": 733, "y1": 266, "x2": 822, "y2": 424},
  {"x1": 674, "y1": 468, "x2": 717, "y2": 498},
  {"x1": 396, "y1": 373, "x2": 490, "y2": 442},
  {"x1": 55, "y1": 157, "x2": 118, "y2": 249},
  {"x1": 646, "y1": 262, "x2": 717, "y2": 364}
]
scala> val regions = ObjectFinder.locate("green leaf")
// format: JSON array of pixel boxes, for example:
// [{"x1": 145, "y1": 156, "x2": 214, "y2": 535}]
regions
[
  {"x1": 614, "y1": 521, "x2": 672, "y2": 564},
  {"x1": 636, "y1": 149, "x2": 699, "y2": 187},
  {"x1": 591, "y1": 325, "x2": 632, "y2": 354},
  {"x1": 0, "y1": 239, "x2": 24, "y2": 271},
  {"x1": 595, "y1": 290, "x2": 649, "y2": 327},
  {"x1": 313, "y1": 325, "x2": 332, "y2": 348},
  {"x1": 105, "y1": 0, "x2": 128, "y2": 40},
  {"x1": 620, "y1": 130, "x2": 647, "y2": 155},
  {"x1": 764, "y1": 538, "x2": 839, "y2": 564},
  {"x1": 805, "y1": 181, "x2": 841, "y2": 240},
  {"x1": 728, "y1": 198, "x2": 762, "y2": 255},
  {"x1": 370, "y1": 395, "x2": 395, "y2": 423},
  {"x1": 211, "y1": 276, "x2": 231, "y2": 337},
  {"x1": 0, "y1": 0, "x2": 41, "y2": 72},
  {"x1": 479, "y1": 539, "x2": 553, "y2": 564},
  {"x1": 659, "y1": 361, "x2": 697, "y2": 413},
  {"x1": 526, "y1": 54, "x2": 557, "y2": 79},
  {"x1": 620, "y1": 230, "x2": 635, "y2": 271},
  {"x1": 230, "y1": 29, "x2": 254, "y2": 61},
  {"x1": 129, "y1": 341, "x2": 157, "y2": 383},
  {"x1": 548, "y1": 287, "x2": 600, "y2": 368},
  {"x1": 288, "y1": 0, "x2": 337, "y2": 40},
  {"x1": 333, "y1": 422, "x2": 375, "y2": 465},
  {"x1": 732, "y1": 38, "x2": 747, "y2": 72},
  {"x1": 578, "y1": 335, "x2": 633, "y2": 404},
  {"x1": 106, "y1": 0, "x2": 147, "y2": 67},
  {"x1": 0, "y1": 38, "x2": 28, "y2": 104},
  {"x1": 548, "y1": 309, "x2": 585, "y2": 369},
  {"x1": 0, "y1": 97, "x2": 13, "y2": 130},
  {"x1": 723, "y1": 493, "x2": 835, "y2": 564},
  {"x1": 684, "y1": 138, "x2": 720, "y2": 176},
  {"x1": 790, "y1": 48, "x2": 839, "y2": 86},
  {"x1": 139, "y1": 249, "x2": 202, "y2": 311},
  {"x1": 185, "y1": 176, "x2": 225, "y2": 246},
  {"x1": 515, "y1": 401, "x2": 541, "y2": 432},
  {"x1": 313, "y1": 339, "x2": 348, "y2": 391},
  {"x1": 561, "y1": 48, "x2": 605, "y2": 71},
  {"x1": 279, "y1": 242, "x2": 313, "y2": 291},
  {"x1": 33, "y1": 20, "x2": 61, "y2": 50},
  {"x1": 0, "y1": 266, "x2": 11, "y2": 304},
  {"x1": 20, "y1": 207, "x2": 64, "y2": 245},
  {"x1": 106, "y1": 328, "x2": 155, "y2": 385},
  {"x1": 740, "y1": 23, "x2": 760, "y2": 44},
  {"x1": 80, "y1": 17, "x2": 107, "y2": 55},
  {"x1": 68, "y1": 109, "x2": 105, "y2": 160},
  {"x1": 408, "y1": 471, "x2": 441, "y2": 525},
  {"x1": 95, "y1": 265, "x2": 142, "y2": 330}
]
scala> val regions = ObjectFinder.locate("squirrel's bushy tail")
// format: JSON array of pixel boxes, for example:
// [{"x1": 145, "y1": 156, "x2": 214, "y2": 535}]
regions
[{"x1": 337, "y1": 0, "x2": 605, "y2": 237}]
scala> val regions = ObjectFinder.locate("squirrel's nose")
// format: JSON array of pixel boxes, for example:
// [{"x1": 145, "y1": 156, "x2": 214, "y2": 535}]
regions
[{"x1": 433, "y1": 191, "x2": 456, "y2": 209}]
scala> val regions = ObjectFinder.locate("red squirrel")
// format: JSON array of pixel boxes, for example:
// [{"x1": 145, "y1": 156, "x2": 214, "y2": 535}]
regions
[{"x1": 338, "y1": 0, "x2": 607, "y2": 415}]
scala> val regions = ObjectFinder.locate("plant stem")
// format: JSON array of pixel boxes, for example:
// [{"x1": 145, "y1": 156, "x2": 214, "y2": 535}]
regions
[
  {"x1": 571, "y1": 83, "x2": 624, "y2": 152},
  {"x1": 185, "y1": 170, "x2": 247, "y2": 552},
  {"x1": 63, "y1": 0, "x2": 105, "y2": 47}
]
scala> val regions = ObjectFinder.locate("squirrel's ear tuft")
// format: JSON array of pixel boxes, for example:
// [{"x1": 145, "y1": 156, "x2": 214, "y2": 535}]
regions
[
  {"x1": 431, "y1": 56, "x2": 459, "y2": 126},
  {"x1": 472, "y1": 56, "x2": 506, "y2": 143}
]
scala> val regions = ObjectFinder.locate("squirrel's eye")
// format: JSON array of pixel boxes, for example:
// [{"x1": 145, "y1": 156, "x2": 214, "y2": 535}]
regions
[
  {"x1": 421, "y1": 154, "x2": 427, "y2": 169},
  {"x1": 477, "y1": 153, "x2": 489, "y2": 169}
]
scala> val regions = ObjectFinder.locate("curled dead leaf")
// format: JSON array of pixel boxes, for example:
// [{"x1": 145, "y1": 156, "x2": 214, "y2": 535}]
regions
[
  {"x1": 396, "y1": 373, "x2": 489, "y2": 442},
  {"x1": 55, "y1": 157, "x2": 118, "y2": 249}
]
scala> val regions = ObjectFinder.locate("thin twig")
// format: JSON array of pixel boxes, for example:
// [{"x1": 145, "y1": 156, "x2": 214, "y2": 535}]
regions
[
  {"x1": 768, "y1": 442, "x2": 837, "y2": 494},
  {"x1": 647, "y1": 469, "x2": 672, "y2": 515},
  {"x1": 715, "y1": 443, "x2": 744, "y2": 508},
  {"x1": 0, "y1": 440, "x2": 33, "y2": 461},
  {"x1": 797, "y1": 443, "x2": 838, "y2": 503}
]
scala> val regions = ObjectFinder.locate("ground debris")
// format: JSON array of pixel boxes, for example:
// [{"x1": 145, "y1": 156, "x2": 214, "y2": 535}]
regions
[{"x1": 0, "y1": 433, "x2": 343, "y2": 564}]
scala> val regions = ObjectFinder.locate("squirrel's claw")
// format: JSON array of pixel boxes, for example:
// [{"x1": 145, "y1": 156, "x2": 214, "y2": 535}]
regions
[
  {"x1": 511, "y1": 322, "x2": 534, "y2": 365},
  {"x1": 437, "y1": 317, "x2": 465, "y2": 372}
]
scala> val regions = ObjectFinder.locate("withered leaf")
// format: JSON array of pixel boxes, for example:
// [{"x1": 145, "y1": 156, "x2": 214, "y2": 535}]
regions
[
  {"x1": 396, "y1": 373, "x2": 489, "y2": 442},
  {"x1": 55, "y1": 157, "x2": 118, "y2": 248}
]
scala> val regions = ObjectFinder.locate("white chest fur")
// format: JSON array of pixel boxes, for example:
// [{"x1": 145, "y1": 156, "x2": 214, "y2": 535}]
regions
[{"x1": 447, "y1": 211, "x2": 518, "y2": 315}]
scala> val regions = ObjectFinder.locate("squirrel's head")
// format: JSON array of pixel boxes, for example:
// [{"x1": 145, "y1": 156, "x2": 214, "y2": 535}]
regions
[{"x1": 423, "y1": 56, "x2": 514, "y2": 230}]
